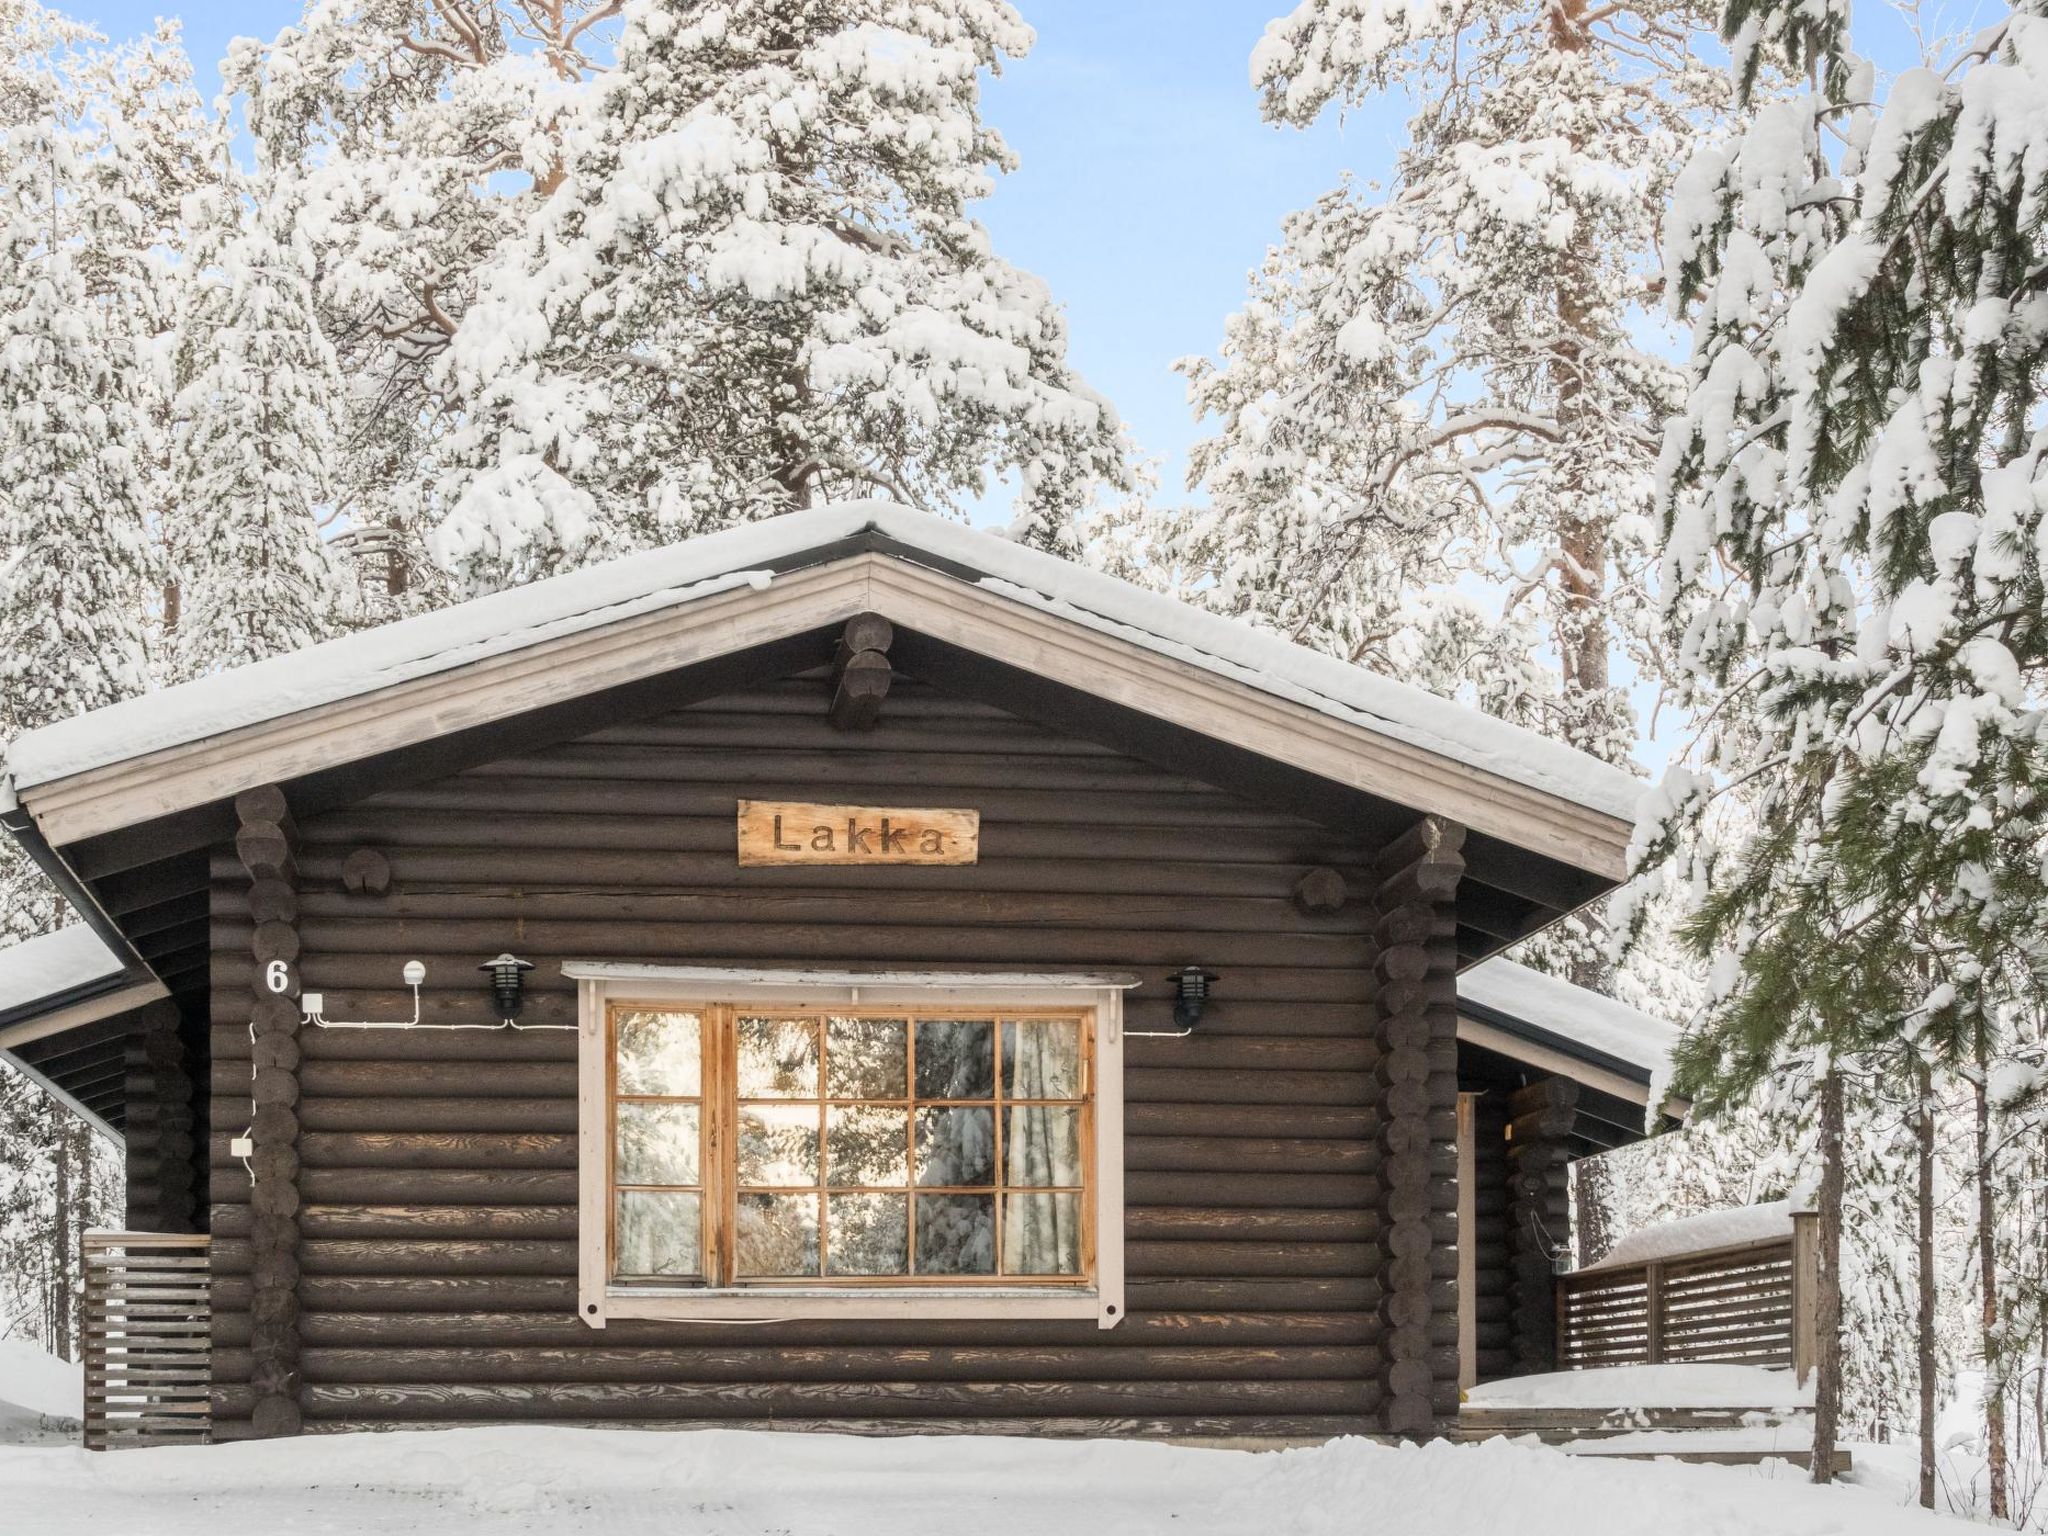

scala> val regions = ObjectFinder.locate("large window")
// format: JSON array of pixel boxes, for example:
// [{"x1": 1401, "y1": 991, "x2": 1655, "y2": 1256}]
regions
[{"x1": 574, "y1": 969, "x2": 1125, "y2": 1326}]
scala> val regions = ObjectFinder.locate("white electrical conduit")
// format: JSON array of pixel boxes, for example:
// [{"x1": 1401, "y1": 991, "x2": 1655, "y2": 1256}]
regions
[{"x1": 240, "y1": 960, "x2": 578, "y2": 1183}]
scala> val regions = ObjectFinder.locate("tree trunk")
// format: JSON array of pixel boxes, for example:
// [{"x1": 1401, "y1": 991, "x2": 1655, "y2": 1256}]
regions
[
  {"x1": 1811, "y1": 1063, "x2": 1844, "y2": 1485},
  {"x1": 50, "y1": 1114, "x2": 74, "y2": 1362},
  {"x1": 1916, "y1": 1056, "x2": 1936, "y2": 1510},
  {"x1": 1974, "y1": 1022, "x2": 2009, "y2": 1522}
]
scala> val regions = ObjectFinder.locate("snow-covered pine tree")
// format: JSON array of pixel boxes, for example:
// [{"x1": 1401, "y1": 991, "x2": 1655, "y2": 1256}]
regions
[
  {"x1": 0, "y1": 136, "x2": 156, "y2": 802},
  {"x1": 0, "y1": 6, "x2": 175, "y2": 939},
  {"x1": 1648, "y1": 0, "x2": 2048, "y2": 1496},
  {"x1": 431, "y1": 0, "x2": 1128, "y2": 589},
  {"x1": 224, "y1": 0, "x2": 627, "y2": 617},
  {"x1": 1146, "y1": 0, "x2": 1729, "y2": 767},
  {"x1": 169, "y1": 144, "x2": 345, "y2": 679},
  {"x1": 79, "y1": 20, "x2": 209, "y2": 654},
  {"x1": 239, "y1": 1, "x2": 1127, "y2": 599}
]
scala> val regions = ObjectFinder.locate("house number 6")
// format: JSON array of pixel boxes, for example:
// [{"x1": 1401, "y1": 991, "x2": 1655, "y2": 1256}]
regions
[{"x1": 265, "y1": 960, "x2": 292, "y2": 994}]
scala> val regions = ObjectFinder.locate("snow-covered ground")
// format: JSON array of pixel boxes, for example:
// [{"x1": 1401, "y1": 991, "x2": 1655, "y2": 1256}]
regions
[
  {"x1": 0, "y1": 1340, "x2": 82, "y2": 1446},
  {"x1": 1464, "y1": 1363, "x2": 1814, "y2": 1410},
  {"x1": 0, "y1": 1423, "x2": 1972, "y2": 1536}
]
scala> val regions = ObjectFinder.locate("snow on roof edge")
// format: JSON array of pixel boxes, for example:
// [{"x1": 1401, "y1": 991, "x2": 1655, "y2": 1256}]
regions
[
  {"x1": 0, "y1": 923, "x2": 127, "y2": 1020},
  {"x1": 5, "y1": 504, "x2": 1644, "y2": 827},
  {"x1": 1459, "y1": 955, "x2": 1680, "y2": 1080}
]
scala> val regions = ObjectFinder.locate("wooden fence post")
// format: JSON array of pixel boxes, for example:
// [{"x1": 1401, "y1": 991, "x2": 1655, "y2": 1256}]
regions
[
  {"x1": 1645, "y1": 1260, "x2": 1664, "y2": 1365},
  {"x1": 1791, "y1": 1209, "x2": 1820, "y2": 1385}
]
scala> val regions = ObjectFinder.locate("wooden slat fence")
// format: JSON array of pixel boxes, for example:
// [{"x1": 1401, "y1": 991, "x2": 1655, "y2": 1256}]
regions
[
  {"x1": 82, "y1": 1231, "x2": 212, "y2": 1449},
  {"x1": 1556, "y1": 1213, "x2": 1818, "y2": 1380}
]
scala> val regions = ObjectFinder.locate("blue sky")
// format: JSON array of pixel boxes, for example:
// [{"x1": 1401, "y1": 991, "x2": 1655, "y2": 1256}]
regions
[{"x1": 80, "y1": 1, "x2": 1388, "y2": 499}]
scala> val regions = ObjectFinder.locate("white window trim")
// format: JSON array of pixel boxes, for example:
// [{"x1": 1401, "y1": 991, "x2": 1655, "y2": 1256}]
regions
[{"x1": 570, "y1": 964, "x2": 1130, "y2": 1331}]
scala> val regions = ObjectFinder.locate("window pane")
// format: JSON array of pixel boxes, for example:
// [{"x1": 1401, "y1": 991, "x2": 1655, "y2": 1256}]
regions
[
  {"x1": 737, "y1": 1016, "x2": 820, "y2": 1098},
  {"x1": 615, "y1": 1102, "x2": 700, "y2": 1185},
  {"x1": 1004, "y1": 1194, "x2": 1082, "y2": 1275},
  {"x1": 1001, "y1": 1019, "x2": 1081, "y2": 1100},
  {"x1": 736, "y1": 1192, "x2": 820, "y2": 1277},
  {"x1": 615, "y1": 1189, "x2": 702, "y2": 1278},
  {"x1": 917, "y1": 1194, "x2": 995, "y2": 1275},
  {"x1": 738, "y1": 1104, "x2": 821, "y2": 1187},
  {"x1": 914, "y1": 1105, "x2": 994, "y2": 1187},
  {"x1": 827, "y1": 1193, "x2": 908, "y2": 1276},
  {"x1": 1003, "y1": 1105, "x2": 1083, "y2": 1187},
  {"x1": 914, "y1": 1018, "x2": 993, "y2": 1100},
  {"x1": 614, "y1": 1010, "x2": 702, "y2": 1097},
  {"x1": 826, "y1": 1016, "x2": 906, "y2": 1099},
  {"x1": 826, "y1": 1105, "x2": 909, "y2": 1187}
]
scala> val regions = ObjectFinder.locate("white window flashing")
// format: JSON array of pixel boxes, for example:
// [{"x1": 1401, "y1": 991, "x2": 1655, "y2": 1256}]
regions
[{"x1": 574, "y1": 966, "x2": 1128, "y2": 1331}]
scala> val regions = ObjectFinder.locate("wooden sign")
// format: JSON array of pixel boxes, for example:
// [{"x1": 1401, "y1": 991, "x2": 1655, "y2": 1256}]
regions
[{"x1": 737, "y1": 800, "x2": 980, "y2": 867}]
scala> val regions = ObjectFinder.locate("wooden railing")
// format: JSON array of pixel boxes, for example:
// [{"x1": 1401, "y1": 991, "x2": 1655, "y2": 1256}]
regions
[
  {"x1": 82, "y1": 1231, "x2": 212, "y2": 1450},
  {"x1": 1556, "y1": 1212, "x2": 1818, "y2": 1381}
]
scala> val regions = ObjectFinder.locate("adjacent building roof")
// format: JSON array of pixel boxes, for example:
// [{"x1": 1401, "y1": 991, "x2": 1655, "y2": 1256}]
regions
[
  {"x1": 0, "y1": 924, "x2": 123, "y2": 1022},
  {"x1": 1458, "y1": 953, "x2": 1682, "y2": 1106}
]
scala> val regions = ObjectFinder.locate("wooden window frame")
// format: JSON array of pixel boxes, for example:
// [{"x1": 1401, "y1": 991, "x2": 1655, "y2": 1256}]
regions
[{"x1": 573, "y1": 966, "x2": 1127, "y2": 1329}]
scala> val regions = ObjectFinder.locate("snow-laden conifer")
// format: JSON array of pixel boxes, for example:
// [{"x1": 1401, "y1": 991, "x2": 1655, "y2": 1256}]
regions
[
  {"x1": 1137, "y1": 0, "x2": 1728, "y2": 771},
  {"x1": 169, "y1": 150, "x2": 344, "y2": 679},
  {"x1": 239, "y1": 1, "x2": 1128, "y2": 597}
]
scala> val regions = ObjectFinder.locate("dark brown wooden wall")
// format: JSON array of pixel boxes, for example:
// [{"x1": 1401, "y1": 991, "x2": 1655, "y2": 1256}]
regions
[{"x1": 206, "y1": 672, "x2": 1425, "y2": 1439}]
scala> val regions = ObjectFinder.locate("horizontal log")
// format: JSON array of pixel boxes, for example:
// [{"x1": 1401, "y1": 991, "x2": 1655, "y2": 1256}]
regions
[
  {"x1": 212, "y1": 954, "x2": 1380, "y2": 1007},
  {"x1": 293, "y1": 1169, "x2": 581, "y2": 1206},
  {"x1": 1127, "y1": 1241, "x2": 1375, "y2": 1278},
  {"x1": 1124, "y1": 1208, "x2": 1377, "y2": 1243},
  {"x1": 272, "y1": 847, "x2": 1341, "y2": 900},
  {"x1": 264, "y1": 886, "x2": 1360, "y2": 938},
  {"x1": 296, "y1": 1343, "x2": 1376, "y2": 1386},
  {"x1": 302, "y1": 809, "x2": 1349, "y2": 868},
  {"x1": 1124, "y1": 1135, "x2": 1376, "y2": 1174},
  {"x1": 1124, "y1": 1103, "x2": 1375, "y2": 1140},
  {"x1": 299, "y1": 1376, "x2": 1383, "y2": 1420},
  {"x1": 1125, "y1": 1278, "x2": 1379, "y2": 1313},
  {"x1": 292, "y1": 1309, "x2": 1383, "y2": 1349},
  {"x1": 215, "y1": 1204, "x2": 581, "y2": 1241},
  {"x1": 295, "y1": 1132, "x2": 578, "y2": 1170},
  {"x1": 361, "y1": 779, "x2": 1305, "y2": 832},
  {"x1": 1123, "y1": 1069, "x2": 1371, "y2": 1107},
  {"x1": 259, "y1": 919, "x2": 1369, "y2": 972},
  {"x1": 1121, "y1": 1173, "x2": 1377, "y2": 1210},
  {"x1": 294, "y1": 1098, "x2": 579, "y2": 1134}
]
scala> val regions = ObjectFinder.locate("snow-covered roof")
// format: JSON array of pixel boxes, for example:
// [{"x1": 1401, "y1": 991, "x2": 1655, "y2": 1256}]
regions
[
  {"x1": 3, "y1": 504, "x2": 1644, "y2": 828},
  {"x1": 1582, "y1": 1201, "x2": 1796, "y2": 1273},
  {"x1": 1458, "y1": 955, "x2": 1680, "y2": 1082},
  {"x1": 0, "y1": 924, "x2": 125, "y2": 1020}
]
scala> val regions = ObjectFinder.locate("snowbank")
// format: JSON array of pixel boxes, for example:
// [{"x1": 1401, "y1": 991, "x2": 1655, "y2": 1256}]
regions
[
  {"x1": 0, "y1": 1423, "x2": 1964, "y2": 1536},
  {"x1": 1465, "y1": 1364, "x2": 1813, "y2": 1411},
  {"x1": 1458, "y1": 955, "x2": 1679, "y2": 1079},
  {"x1": 0, "y1": 1341, "x2": 81, "y2": 1446},
  {"x1": 0, "y1": 925, "x2": 124, "y2": 1018},
  {"x1": 4, "y1": 504, "x2": 1644, "y2": 825},
  {"x1": 1584, "y1": 1200, "x2": 1795, "y2": 1272}
]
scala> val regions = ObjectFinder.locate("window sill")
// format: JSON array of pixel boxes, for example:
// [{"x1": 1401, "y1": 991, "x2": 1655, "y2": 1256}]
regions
[{"x1": 594, "y1": 1287, "x2": 1117, "y2": 1327}]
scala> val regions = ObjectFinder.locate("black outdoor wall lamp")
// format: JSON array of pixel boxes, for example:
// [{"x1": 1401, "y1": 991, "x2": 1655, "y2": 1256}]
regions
[
  {"x1": 1127, "y1": 965, "x2": 1219, "y2": 1039},
  {"x1": 481, "y1": 952, "x2": 536, "y2": 1020}
]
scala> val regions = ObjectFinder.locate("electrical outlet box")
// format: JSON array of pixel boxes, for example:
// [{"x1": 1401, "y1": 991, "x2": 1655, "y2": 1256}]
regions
[
  {"x1": 230, "y1": 1136, "x2": 254, "y2": 1159},
  {"x1": 300, "y1": 992, "x2": 323, "y2": 1016}
]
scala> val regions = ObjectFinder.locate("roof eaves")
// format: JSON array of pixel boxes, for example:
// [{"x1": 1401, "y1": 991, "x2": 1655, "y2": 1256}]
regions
[{"x1": 1457, "y1": 992, "x2": 1657, "y2": 1087}]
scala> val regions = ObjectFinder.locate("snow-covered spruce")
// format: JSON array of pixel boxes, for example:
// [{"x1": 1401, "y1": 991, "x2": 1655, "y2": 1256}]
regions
[
  {"x1": 238, "y1": 0, "x2": 1130, "y2": 598},
  {"x1": 169, "y1": 144, "x2": 345, "y2": 680},
  {"x1": 1126, "y1": 0, "x2": 1728, "y2": 775}
]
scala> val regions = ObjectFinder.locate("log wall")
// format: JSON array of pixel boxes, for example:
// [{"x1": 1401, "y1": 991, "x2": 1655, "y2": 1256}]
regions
[
  {"x1": 1506, "y1": 1076, "x2": 1578, "y2": 1374},
  {"x1": 207, "y1": 673, "x2": 1446, "y2": 1438}
]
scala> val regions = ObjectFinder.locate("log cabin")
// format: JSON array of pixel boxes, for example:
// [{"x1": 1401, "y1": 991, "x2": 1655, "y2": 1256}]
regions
[{"x1": 0, "y1": 502, "x2": 1679, "y2": 1443}]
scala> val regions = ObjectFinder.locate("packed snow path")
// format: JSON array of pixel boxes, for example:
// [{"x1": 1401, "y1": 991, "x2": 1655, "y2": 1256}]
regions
[{"x1": 0, "y1": 1424, "x2": 1963, "y2": 1535}]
